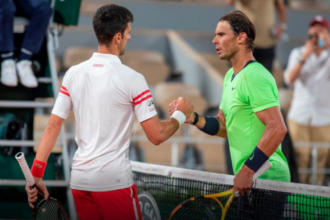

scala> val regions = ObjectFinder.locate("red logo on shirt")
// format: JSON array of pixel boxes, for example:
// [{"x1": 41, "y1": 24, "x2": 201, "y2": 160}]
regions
[{"x1": 93, "y1": 64, "x2": 104, "y2": 67}]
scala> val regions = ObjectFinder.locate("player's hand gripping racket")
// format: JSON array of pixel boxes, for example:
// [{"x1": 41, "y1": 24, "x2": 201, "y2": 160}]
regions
[
  {"x1": 168, "y1": 160, "x2": 272, "y2": 220},
  {"x1": 15, "y1": 152, "x2": 69, "y2": 220}
]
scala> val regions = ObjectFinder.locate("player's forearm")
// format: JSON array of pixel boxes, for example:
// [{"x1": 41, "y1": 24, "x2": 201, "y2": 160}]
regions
[
  {"x1": 194, "y1": 114, "x2": 206, "y2": 129},
  {"x1": 257, "y1": 122, "x2": 287, "y2": 157},
  {"x1": 36, "y1": 115, "x2": 64, "y2": 162},
  {"x1": 244, "y1": 122, "x2": 286, "y2": 174},
  {"x1": 152, "y1": 118, "x2": 180, "y2": 145},
  {"x1": 215, "y1": 119, "x2": 227, "y2": 138},
  {"x1": 193, "y1": 114, "x2": 226, "y2": 138}
]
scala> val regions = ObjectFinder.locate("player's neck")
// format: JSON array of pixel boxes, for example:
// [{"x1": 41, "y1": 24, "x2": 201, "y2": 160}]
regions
[
  {"x1": 230, "y1": 50, "x2": 255, "y2": 74},
  {"x1": 97, "y1": 44, "x2": 120, "y2": 57}
]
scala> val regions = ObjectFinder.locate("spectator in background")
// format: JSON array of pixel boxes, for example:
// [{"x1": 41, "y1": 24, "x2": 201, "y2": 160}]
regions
[
  {"x1": 284, "y1": 15, "x2": 330, "y2": 185},
  {"x1": 0, "y1": 0, "x2": 52, "y2": 88},
  {"x1": 226, "y1": 0, "x2": 287, "y2": 73}
]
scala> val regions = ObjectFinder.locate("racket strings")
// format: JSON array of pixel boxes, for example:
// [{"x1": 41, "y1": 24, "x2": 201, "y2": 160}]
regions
[{"x1": 34, "y1": 199, "x2": 69, "y2": 220}]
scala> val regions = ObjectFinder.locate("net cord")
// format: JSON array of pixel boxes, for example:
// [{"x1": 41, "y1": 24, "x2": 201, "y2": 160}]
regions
[{"x1": 131, "y1": 161, "x2": 330, "y2": 198}]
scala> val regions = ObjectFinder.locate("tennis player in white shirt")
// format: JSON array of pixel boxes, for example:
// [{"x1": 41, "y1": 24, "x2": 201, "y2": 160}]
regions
[{"x1": 25, "y1": 4, "x2": 193, "y2": 220}]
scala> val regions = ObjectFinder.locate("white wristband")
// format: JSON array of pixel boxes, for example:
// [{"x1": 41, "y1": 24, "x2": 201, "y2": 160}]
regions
[{"x1": 170, "y1": 111, "x2": 186, "y2": 127}]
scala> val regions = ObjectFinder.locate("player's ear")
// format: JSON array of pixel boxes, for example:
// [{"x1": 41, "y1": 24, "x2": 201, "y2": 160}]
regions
[
  {"x1": 113, "y1": 32, "x2": 122, "y2": 44},
  {"x1": 237, "y1": 32, "x2": 247, "y2": 45}
]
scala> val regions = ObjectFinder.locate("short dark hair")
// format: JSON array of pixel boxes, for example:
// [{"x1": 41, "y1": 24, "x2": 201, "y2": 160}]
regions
[
  {"x1": 93, "y1": 4, "x2": 134, "y2": 46},
  {"x1": 220, "y1": 10, "x2": 256, "y2": 51}
]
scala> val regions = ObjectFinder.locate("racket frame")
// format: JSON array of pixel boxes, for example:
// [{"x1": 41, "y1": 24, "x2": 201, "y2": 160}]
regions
[
  {"x1": 15, "y1": 152, "x2": 69, "y2": 220},
  {"x1": 168, "y1": 160, "x2": 272, "y2": 220}
]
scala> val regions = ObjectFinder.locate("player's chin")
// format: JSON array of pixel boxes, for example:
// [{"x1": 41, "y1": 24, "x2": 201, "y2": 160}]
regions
[{"x1": 218, "y1": 54, "x2": 226, "y2": 60}]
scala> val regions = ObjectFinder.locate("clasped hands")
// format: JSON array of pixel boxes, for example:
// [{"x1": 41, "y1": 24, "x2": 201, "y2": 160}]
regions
[{"x1": 168, "y1": 97, "x2": 195, "y2": 123}]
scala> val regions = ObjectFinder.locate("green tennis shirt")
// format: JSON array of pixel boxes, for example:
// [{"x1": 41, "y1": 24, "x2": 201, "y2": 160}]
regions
[{"x1": 220, "y1": 61, "x2": 290, "y2": 182}]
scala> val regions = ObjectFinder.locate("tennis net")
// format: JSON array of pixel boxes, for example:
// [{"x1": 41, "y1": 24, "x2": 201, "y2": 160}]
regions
[{"x1": 131, "y1": 161, "x2": 330, "y2": 220}]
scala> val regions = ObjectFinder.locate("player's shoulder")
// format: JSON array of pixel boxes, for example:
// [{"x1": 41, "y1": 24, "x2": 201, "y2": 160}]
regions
[
  {"x1": 244, "y1": 62, "x2": 272, "y2": 79},
  {"x1": 243, "y1": 62, "x2": 276, "y2": 84},
  {"x1": 246, "y1": 61, "x2": 267, "y2": 71},
  {"x1": 64, "y1": 60, "x2": 89, "y2": 80},
  {"x1": 113, "y1": 62, "x2": 146, "y2": 81}
]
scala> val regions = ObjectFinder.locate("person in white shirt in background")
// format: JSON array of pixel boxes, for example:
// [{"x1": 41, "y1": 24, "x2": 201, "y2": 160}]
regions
[
  {"x1": 25, "y1": 4, "x2": 193, "y2": 220},
  {"x1": 284, "y1": 15, "x2": 330, "y2": 185}
]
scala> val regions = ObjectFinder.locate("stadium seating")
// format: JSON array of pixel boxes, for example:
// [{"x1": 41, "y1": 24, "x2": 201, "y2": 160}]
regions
[
  {"x1": 63, "y1": 47, "x2": 95, "y2": 70},
  {"x1": 154, "y1": 82, "x2": 206, "y2": 117},
  {"x1": 33, "y1": 113, "x2": 62, "y2": 153},
  {"x1": 122, "y1": 50, "x2": 170, "y2": 86},
  {"x1": 189, "y1": 125, "x2": 226, "y2": 173},
  {"x1": 201, "y1": 53, "x2": 230, "y2": 78}
]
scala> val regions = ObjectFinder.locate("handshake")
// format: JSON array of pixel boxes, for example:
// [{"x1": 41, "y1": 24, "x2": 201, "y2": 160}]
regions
[{"x1": 168, "y1": 97, "x2": 195, "y2": 124}]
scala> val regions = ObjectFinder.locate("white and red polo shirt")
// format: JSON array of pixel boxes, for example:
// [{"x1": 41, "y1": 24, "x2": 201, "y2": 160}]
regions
[{"x1": 52, "y1": 53, "x2": 157, "y2": 191}]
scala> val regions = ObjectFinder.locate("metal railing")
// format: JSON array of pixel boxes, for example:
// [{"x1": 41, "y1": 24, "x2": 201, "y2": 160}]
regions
[
  {"x1": 2, "y1": 133, "x2": 329, "y2": 186},
  {"x1": 131, "y1": 136, "x2": 330, "y2": 185}
]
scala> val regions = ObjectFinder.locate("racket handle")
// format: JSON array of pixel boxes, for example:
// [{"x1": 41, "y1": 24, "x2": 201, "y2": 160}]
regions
[
  {"x1": 252, "y1": 160, "x2": 272, "y2": 180},
  {"x1": 15, "y1": 152, "x2": 36, "y2": 187}
]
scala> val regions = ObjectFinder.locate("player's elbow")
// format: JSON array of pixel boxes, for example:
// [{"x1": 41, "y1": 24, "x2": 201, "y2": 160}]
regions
[
  {"x1": 45, "y1": 115, "x2": 63, "y2": 133},
  {"x1": 276, "y1": 123, "x2": 287, "y2": 140},
  {"x1": 148, "y1": 136, "x2": 163, "y2": 145},
  {"x1": 267, "y1": 120, "x2": 287, "y2": 141},
  {"x1": 280, "y1": 124, "x2": 288, "y2": 137},
  {"x1": 147, "y1": 130, "x2": 166, "y2": 146}
]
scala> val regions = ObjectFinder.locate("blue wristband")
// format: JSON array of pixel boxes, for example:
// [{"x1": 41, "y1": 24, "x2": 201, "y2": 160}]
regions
[
  {"x1": 244, "y1": 146, "x2": 269, "y2": 172},
  {"x1": 199, "y1": 116, "x2": 219, "y2": 136}
]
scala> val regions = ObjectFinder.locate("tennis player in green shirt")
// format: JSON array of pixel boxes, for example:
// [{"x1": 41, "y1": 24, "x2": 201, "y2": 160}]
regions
[{"x1": 170, "y1": 10, "x2": 290, "y2": 195}]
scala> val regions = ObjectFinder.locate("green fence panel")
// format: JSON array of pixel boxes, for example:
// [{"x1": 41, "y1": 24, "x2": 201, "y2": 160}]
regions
[{"x1": 48, "y1": 0, "x2": 82, "y2": 26}]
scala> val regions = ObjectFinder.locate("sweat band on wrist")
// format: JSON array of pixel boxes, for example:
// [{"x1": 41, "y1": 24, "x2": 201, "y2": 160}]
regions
[
  {"x1": 244, "y1": 146, "x2": 269, "y2": 172},
  {"x1": 199, "y1": 116, "x2": 219, "y2": 136},
  {"x1": 31, "y1": 159, "x2": 47, "y2": 178},
  {"x1": 170, "y1": 110, "x2": 186, "y2": 127}
]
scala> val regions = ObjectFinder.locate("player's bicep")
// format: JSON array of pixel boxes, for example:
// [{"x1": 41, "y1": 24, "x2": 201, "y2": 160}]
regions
[
  {"x1": 129, "y1": 75, "x2": 157, "y2": 122},
  {"x1": 255, "y1": 106, "x2": 285, "y2": 128},
  {"x1": 241, "y1": 75, "x2": 279, "y2": 113},
  {"x1": 49, "y1": 114, "x2": 66, "y2": 127},
  {"x1": 52, "y1": 70, "x2": 73, "y2": 119},
  {"x1": 51, "y1": 90, "x2": 72, "y2": 120},
  {"x1": 133, "y1": 89, "x2": 157, "y2": 122},
  {"x1": 140, "y1": 115, "x2": 162, "y2": 144}
]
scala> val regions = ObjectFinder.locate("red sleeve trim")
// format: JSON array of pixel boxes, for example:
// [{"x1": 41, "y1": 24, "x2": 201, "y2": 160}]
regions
[
  {"x1": 61, "y1": 86, "x2": 68, "y2": 91},
  {"x1": 133, "y1": 90, "x2": 150, "y2": 101},
  {"x1": 60, "y1": 90, "x2": 70, "y2": 97},
  {"x1": 134, "y1": 95, "x2": 152, "y2": 106}
]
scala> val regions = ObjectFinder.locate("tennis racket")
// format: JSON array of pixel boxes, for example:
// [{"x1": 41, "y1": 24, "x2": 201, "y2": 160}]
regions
[
  {"x1": 168, "y1": 160, "x2": 272, "y2": 220},
  {"x1": 15, "y1": 152, "x2": 70, "y2": 220}
]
